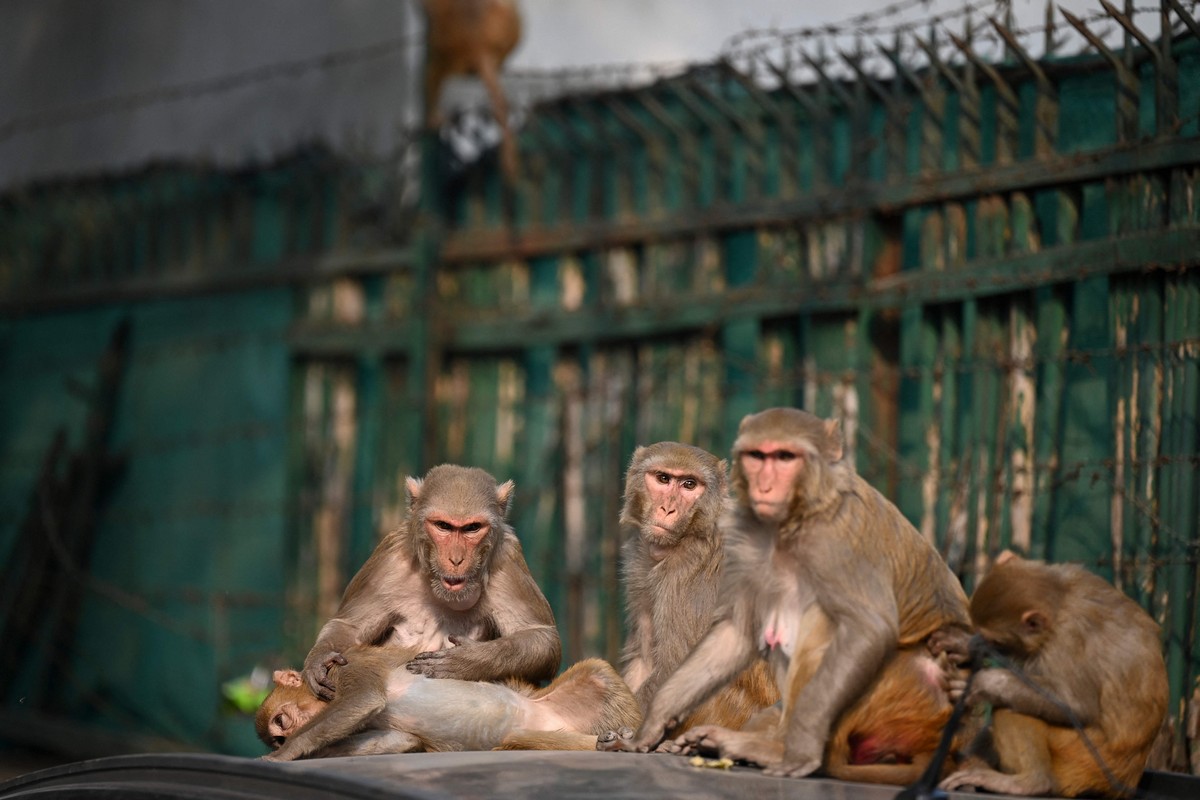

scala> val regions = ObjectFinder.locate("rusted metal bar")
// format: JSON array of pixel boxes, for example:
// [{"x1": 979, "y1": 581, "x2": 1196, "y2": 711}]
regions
[
  {"x1": 948, "y1": 30, "x2": 1020, "y2": 163},
  {"x1": 881, "y1": 33, "x2": 945, "y2": 173},
  {"x1": 837, "y1": 48, "x2": 909, "y2": 179},
  {"x1": 913, "y1": 32, "x2": 981, "y2": 169},
  {"x1": 625, "y1": 88, "x2": 702, "y2": 203},
  {"x1": 760, "y1": 54, "x2": 833, "y2": 187},
  {"x1": 990, "y1": 17, "x2": 1058, "y2": 157},
  {"x1": 1166, "y1": 0, "x2": 1200, "y2": 40},
  {"x1": 717, "y1": 57, "x2": 801, "y2": 193},
  {"x1": 1060, "y1": 6, "x2": 1140, "y2": 143},
  {"x1": 1098, "y1": 0, "x2": 1178, "y2": 136}
]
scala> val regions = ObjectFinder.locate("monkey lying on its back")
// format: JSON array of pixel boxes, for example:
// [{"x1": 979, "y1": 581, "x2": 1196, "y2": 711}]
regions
[{"x1": 257, "y1": 644, "x2": 641, "y2": 761}]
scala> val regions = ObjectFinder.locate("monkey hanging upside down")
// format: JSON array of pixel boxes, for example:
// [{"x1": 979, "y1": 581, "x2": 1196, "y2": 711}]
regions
[{"x1": 258, "y1": 644, "x2": 642, "y2": 761}]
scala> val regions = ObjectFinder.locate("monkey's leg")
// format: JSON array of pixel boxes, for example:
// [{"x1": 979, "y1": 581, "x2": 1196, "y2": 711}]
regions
[
  {"x1": 675, "y1": 725, "x2": 784, "y2": 768},
  {"x1": 495, "y1": 730, "x2": 599, "y2": 751},
  {"x1": 941, "y1": 710, "x2": 1054, "y2": 796}
]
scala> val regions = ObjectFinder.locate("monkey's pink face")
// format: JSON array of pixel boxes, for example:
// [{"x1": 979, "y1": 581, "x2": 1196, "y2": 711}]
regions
[
  {"x1": 739, "y1": 442, "x2": 804, "y2": 523},
  {"x1": 642, "y1": 469, "x2": 705, "y2": 540},
  {"x1": 425, "y1": 515, "x2": 490, "y2": 610}
]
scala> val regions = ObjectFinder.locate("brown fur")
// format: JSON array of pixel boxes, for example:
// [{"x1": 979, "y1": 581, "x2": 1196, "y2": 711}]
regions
[
  {"x1": 423, "y1": 0, "x2": 521, "y2": 180},
  {"x1": 302, "y1": 464, "x2": 560, "y2": 700},
  {"x1": 612, "y1": 409, "x2": 970, "y2": 785},
  {"x1": 259, "y1": 645, "x2": 641, "y2": 760},
  {"x1": 617, "y1": 442, "x2": 779, "y2": 736},
  {"x1": 941, "y1": 554, "x2": 1168, "y2": 798}
]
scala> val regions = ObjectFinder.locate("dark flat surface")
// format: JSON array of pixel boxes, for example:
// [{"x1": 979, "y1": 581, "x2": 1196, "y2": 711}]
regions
[{"x1": 2, "y1": 750, "x2": 1197, "y2": 800}]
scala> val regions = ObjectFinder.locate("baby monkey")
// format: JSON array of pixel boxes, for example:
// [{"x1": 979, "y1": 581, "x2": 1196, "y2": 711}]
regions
[{"x1": 258, "y1": 644, "x2": 641, "y2": 760}]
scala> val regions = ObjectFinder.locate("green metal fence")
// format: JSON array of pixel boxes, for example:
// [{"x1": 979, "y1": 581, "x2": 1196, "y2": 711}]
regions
[{"x1": 1, "y1": 0, "x2": 1199, "y2": 766}]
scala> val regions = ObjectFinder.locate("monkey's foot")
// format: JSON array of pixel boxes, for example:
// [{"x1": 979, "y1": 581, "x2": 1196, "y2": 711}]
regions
[
  {"x1": 762, "y1": 754, "x2": 821, "y2": 779},
  {"x1": 676, "y1": 726, "x2": 782, "y2": 769},
  {"x1": 941, "y1": 767, "x2": 1051, "y2": 796},
  {"x1": 596, "y1": 727, "x2": 637, "y2": 753}
]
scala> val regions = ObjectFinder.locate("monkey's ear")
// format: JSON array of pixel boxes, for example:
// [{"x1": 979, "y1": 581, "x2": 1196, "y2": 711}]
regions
[
  {"x1": 405, "y1": 476, "x2": 424, "y2": 507},
  {"x1": 995, "y1": 549, "x2": 1023, "y2": 567},
  {"x1": 822, "y1": 417, "x2": 845, "y2": 462},
  {"x1": 495, "y1": 479, "x2": 515, "y2": 515},
  {"x1": 1020, "y1": 610, "x2": 1048, "y2": 635},
  {"x1": 273, "y1": 669, "x2": 303, "y2": 688}
]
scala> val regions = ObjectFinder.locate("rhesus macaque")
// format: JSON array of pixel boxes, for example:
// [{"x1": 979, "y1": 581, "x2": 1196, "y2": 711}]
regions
[
  {"x1": 603, "y1": 408, "x2": 971, "y2": 784},
  {"x1": 423, "y1": 0, "x2": 521, "y2": 180},
  {"x1": 302, "y1": 465, "x2": 560, "y2": 700},
  {"x1": 618, "y1": 442, "x2": 778, "y2": 733},
  {"x1": 940, "y1": 552, "x2": 1168, "y2": 798},
  {"x1": 259, "y1": 644, "x2": 641, "y2": 760}
]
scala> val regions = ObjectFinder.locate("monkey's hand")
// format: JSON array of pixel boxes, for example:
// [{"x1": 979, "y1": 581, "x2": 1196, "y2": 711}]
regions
[
  {"x1": 927, "y1": 626, "x2": 973, "y2": 667},
  {"x1": 406, "y1": 636, "x2": 483, "y2": 679},
  {"x1": 965, "y1": 667, "x2": 1017, "y2": 707},
  {"x1": 302, "y1": 652, "x2": 347, "y2": 701},
  {"x1": 627, "y1": 715, "x2": 673, "y2": 754}
]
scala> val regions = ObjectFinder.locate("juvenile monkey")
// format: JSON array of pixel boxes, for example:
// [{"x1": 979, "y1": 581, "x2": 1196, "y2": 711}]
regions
[
  {"x1": 302, "y1": 465, "x2": 560, "y2": 700},
  {"x1": 260, "y1": 644, "x2": 641, "y2": 760},
  {"x1": 423, "y1": 0, "x2": 521, "y2": 180},
  {"x1": 940, "y1": 552, "x2": 1168, "y2": 798},
  {"x1": 618, "y1": 443, "x2": 778, "y2": 734},
  {"x1": 604, "y1": 408, "x2": 970, "y2": 784}
]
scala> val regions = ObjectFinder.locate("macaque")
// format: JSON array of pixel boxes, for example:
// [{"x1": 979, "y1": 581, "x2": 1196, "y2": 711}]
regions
[
  {"x1": 302, "y1": 465, "x2": 560, "y2": 700},
  {"x1": 423, "y1": 0, "x2": 521, "y2": 180},
  {"x1": 618, "y1": 442, "x2": 778, "y2": 733},
  {"x1": 604, "y1": 408, "x2": 970, "y2": 784},
  {"x1": 259, "y1": 645, "x2": 641, "y2": 760},
  {"x1": 940, "y1": 552, "x2": 1168, "y2": 798}
]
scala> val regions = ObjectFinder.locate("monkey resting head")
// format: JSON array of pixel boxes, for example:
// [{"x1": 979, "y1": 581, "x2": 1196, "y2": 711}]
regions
[
  {"x1": 405, "y1": 464, "x2": 515, "y2": 612},
  {"x1": 729, "y1": 407, "x2": 845, "y2": 525},
  {"x1": 256, "y1": 669, "x2": 324, "y2": 751},
  {"x1": 619, "y1": 442, "x2": 727, "y2": 559}
]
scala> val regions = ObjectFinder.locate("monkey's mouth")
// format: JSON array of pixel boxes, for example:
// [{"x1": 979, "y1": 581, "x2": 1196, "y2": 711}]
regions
[{"x1": 441, "y1": 575, "x2": 468, "y2": 592}]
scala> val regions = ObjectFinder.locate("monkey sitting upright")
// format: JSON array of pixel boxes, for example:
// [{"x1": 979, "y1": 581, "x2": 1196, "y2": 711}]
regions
[
  {"x1": 940, "y1": 552, "x2": 1168, "y2": 798},
  {"x1": 258, "y1": 644, "x2": 642, "y2": 760}
]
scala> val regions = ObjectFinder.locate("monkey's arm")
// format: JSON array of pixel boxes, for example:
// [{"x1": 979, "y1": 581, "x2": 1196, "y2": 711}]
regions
[
  {"x1": 968, "y1": 667, "x2": 1095, "y2": 727},
  {"x1": 634, "y1": 619, "x2": 757, "y2": 752},
  {"x1": 268, "y1": 666, "x2": 390, "y2": 762},
  {"x1": 409, "y1": 536, "x2": 561, "y2": 683}
]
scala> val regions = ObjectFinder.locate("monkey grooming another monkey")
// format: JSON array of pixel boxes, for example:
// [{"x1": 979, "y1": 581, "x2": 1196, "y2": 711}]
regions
[
  {"x1": 618, "y1": 442, "x2": 778, "y2": 734},
  {"x1": 940, "y1": 552, "x2": 1168, "y2": 798},
  {"x1": 302, "y1": 465, "x2": 560, "y2": 701},
  {"x1": 259, "y1": 644, "x2": 641, "y2": 760},
  {"x1": 602, "y1": 408, "x2": 970, "y2": 785},
  {"x1": 423, "y1": 0, "x2": 521, "y2": 180}
]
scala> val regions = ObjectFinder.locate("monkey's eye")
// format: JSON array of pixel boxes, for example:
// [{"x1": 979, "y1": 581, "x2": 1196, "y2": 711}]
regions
[
  {"x1": 745, "y1": 450, "x2": 767, "y2": 461},
  {"x1": 433, "y1": 520, "x2": 454, "y2": 532},
  {"x1": 681, "y1": 479, "x2": 698, "y2": 490},
  {"x1": 272, "y1": 735, "x2": 286, "y2": 748},
  {"x1": 775, "y1": 451, "x2": 798, "y2": 462},
  {"x1": 655, "y1": 472, "x2": 671, "y2": 484},
  {"x1": 461, "y1": 522, "x2": 483, "y2": 534}
]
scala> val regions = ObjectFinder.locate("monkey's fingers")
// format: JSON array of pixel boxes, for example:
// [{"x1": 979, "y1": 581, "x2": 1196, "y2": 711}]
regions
[
  {"x1": 324, "y1": 653, "x2": 348, "y2": 668},
  {"x1": 762, "y1": 755, "x2": 821, "y2": 779}
]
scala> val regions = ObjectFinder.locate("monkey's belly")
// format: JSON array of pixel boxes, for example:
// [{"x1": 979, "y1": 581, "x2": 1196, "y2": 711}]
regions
[{"x1": 383, "y1": 673, "x2": 532, "y2": 749}]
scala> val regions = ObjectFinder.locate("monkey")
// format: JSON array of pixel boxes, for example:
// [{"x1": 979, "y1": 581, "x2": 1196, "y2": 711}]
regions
[
  {"x1": 617, "y1": 442, "x2": 778, "y2": 735},
  {"x1": 939, "y1": 552, "x2": 1168, "y2": 798},
  {"x1": 600, "y1": 408, "x2": 971, "y2": 784},
  {"x1": 302, "y1": 465, "x2": 560, "y2": 701},
  {"x1": 259, "y1": 644, "x2": 642, "y2": 761},
  {"x1": 423, "y1": 0, "x2": 521, "y2": 181}
]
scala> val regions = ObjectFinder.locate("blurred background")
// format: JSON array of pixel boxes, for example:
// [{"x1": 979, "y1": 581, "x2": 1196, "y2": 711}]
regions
[{"x1": 2, "y1": 0, "x2": 1199, "y2": 775}]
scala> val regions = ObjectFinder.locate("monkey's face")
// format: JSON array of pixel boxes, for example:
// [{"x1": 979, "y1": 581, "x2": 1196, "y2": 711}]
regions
[
  {"x1": 639, "y1": 468, "x2": 706, "y2": 548},
  {"x1": 423, "y1": 513, "x2": 494, "y2": 610},
  {"x1": 737, "y1": 441, "x2": 806, "y2": 523},
  {"x1": 255, "y1": 671, "x2": 325, "y2": 750}
]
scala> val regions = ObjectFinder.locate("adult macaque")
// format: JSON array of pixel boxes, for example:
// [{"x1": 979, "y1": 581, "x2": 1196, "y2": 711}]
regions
[
  {"x1": 423, "y1": 0, "x2": 521, "y2": 180},
  {"x1": 259, "y1": 645, "x2": 641, "y2": 760},
  {"x1": 941, "y1": 552, "x2": 1168, "y2": 798},
  {"x1": 302, "y1": 465, "x2": 560, "y2": 700},
  {"x1": 618, "y1": 442, "x2": 778, "y2": 733},
  {"x1": 604, "y1": 408, "x2": 970, "y2": 783}
]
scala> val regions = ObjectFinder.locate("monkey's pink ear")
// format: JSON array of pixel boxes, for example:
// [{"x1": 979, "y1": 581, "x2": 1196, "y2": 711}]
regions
[
  {"x1": 405, "y1": 476, "x2": 424, "y2": 506},
  {"x1": 1020, "y1": 610, "x2": 1048, "y2": 635},
  {"x1": 822, "y1": 418, "x2": 845, "y2": 462},
  {"x1": 273, "y1": 669, "x2": 303, "y2": 688},
  {"x1": 995, "y1": 550, "x2": 1022, "y2": 566},
  {"x1": 495, "y1": 479, "x2": 515, "y2": 514}
]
